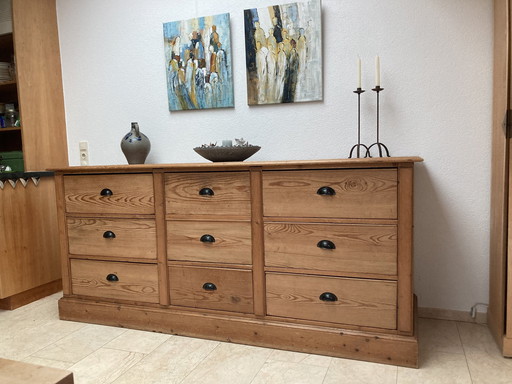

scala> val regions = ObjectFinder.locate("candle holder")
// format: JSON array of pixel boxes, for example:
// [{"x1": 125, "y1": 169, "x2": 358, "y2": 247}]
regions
[
  {"x1": 367, "y1": 86, "x2": 390, "y2": 157},
  {"x1": 349, "y1": 88, "x2": 369, "y2": 159}
]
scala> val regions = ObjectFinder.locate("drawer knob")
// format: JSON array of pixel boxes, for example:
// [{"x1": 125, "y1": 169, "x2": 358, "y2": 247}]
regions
[
  {"x1": 319, "y1": 292, "x2": 338, "y2": 302},
  {"x1": 103, "y1": 231, "x2": 116, "y2": 239},
  {"x1": 317, "y1": 240, "x2": 336, "y2": 250},
  {"x1": 317, "y1": 186, "x2": 336, "y2": 196},
  {"x1": 200, "y1": 234, "x2": 216, "y2": 243},
  {"x1": 199, "y1": 187, "x2": 214, "y2": 196},
  {"x1": 100, "y1": 188, "x2": 113, "y2": 197},
  {"x1": 202, "y1": 282, "x2": 217, "y2": 291},
  {"x1": 106, "y1": 273, "x2": 119, "y2": 282}
]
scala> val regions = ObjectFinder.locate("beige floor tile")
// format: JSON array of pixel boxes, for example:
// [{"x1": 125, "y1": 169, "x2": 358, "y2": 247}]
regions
[
  {"x1": 111, "y1": 336, "x2": 220, "y2": 384},
  {"x1": 465, "y1": 352, "x2": 512, "y2": 383},
  {"x1": 0, "y1": 319, "x2": 85, "y2": 360},
  {"x1": 251, "y1": 360, "x2": 327, "y2": 384},
  {"x1": 323, "y1": 357, "x2": 398, "y2": 384},
  {"x1": 266, "y1": 349, "x2": 332, "y2": 367},
  {"x1": 104, "y1": 329, "x2": 171, "y2": 354},
  {"x1": 31, "y1": 323, "x2": 127, "y2": 363},
  {"x1": 181, "y1": 342, "x2": 273, "y2": 384},
  {"x1": 457, "y1": 321, "x2": 505, "y2": 357},
  {"x1": 398, "y1": 350, "x2": 472, "y2": 384},
  {"x1": 419, "y1": 317, "x2": 464, "y2": 354},
  {"x1": 69, "y1": 347, "x2": 145, "y2": 384}
]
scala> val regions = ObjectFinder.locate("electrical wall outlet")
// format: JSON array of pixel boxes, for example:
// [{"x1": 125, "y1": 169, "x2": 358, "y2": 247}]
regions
[{"x1": 79, "y1": 141, "x2": 89, "y2": 165}]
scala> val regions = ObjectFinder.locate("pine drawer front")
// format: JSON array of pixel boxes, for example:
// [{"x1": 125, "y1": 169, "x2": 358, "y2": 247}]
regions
[
  {"x1": 266, "y1": 273, "x2": 397, "y2": 329},
  {"x1": 165, "y1": 172, "x2": 251, "y2": 217},
  {"x1": 169, "y1": 265, "x2": 253, "y2": 313},
  {"x1": 64, "y1": 174, "x2": 154, "y2": 215},
  {"x1": 67, "y1": 218, "x2": 157, "y2": 260},
  {"x1": 70, "y1": 259, "x2": 159, "y2": 303},
  {"x1": 167, "y1": 221, "x2": 252, "y2": 264},
  {"x1": 262, "y1": 169, "x2": 397, "y2": 219},
  {"x1": 265, "y1": 223, "x2": 397, "y2": 276}
]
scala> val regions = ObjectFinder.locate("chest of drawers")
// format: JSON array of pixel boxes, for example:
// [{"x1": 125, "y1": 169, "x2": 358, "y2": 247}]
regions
[{"x1": 54, "y1": 158, "x2": 421, "y2": 368}]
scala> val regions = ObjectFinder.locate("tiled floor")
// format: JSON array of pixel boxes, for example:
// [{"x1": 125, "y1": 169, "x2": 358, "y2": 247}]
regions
[{"x1": 1, "y1": 293, "x2": 511, "y2": 384}]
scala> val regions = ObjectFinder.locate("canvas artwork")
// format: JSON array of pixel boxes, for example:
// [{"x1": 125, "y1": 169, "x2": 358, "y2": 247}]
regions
[
  {"x1": 163, "y1": 13, "x2": 234, "y2": 111},
  {"x1": 244, "y1": 0, "x2": 322, "y2": 105}
]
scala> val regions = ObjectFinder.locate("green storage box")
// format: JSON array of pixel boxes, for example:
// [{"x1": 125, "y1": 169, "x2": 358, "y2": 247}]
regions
[{"x1": 0, "y1": 151, "x2": 24, "y2": 172}]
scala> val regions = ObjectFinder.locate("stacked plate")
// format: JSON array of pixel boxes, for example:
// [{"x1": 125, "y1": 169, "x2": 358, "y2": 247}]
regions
[{"x1": 0, "y1": 62, "x2": 11, "y2": 81}]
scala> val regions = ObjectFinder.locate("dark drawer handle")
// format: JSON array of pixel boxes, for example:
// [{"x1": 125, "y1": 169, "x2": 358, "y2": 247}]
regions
[
  {"x1": 199, "y1": 187, "x2": 214, "y2": 196},
  {"x1": 319, "y1": 292, "x2": 338, "y2": 302},
  {"x1": 317, "y1": 240, "x2": 336, "y2": 250},
  {"x1": 317, "y1": 186, "x2": 335, "y2": 196},
  {"x1": 100, "y1": 188, "x2": 113, "y2": 197},
  {"x1": 202, "y1": 282, "x2": 217, "y2": 291},
  {"x1": 200, "y1": 234, "x2": 216, "y2": 243},
  {"x1": 103, "y1": 231, "x2": 116, "y2": 239},
  {"x1": 106, "y1": 273, "x2": 119, "y2": 282}
]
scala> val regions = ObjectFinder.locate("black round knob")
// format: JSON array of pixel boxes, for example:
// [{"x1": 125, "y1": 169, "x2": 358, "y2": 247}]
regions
[
  {"x1": 100, "y1": 188, "x2": 113, "y2": 197},
  {"x1": 317, "y1": 240, "x2": 336, "y2": 250},
  {"x1": 200, "y1": 234, "x2": 216, "y2": 243},
  {"x1": 317, "y1": 186, "x2": 336, "y2": 196},
  {"x1": 199, "y1": 187, "x2": 214, "y2": 196},
  {"x1": 319, "y1": 292, "x2": 338, "y2": 302},
  {"x1": 106, "y1": 273, "x2": 119, "y2": 282},
  {"x1": 202, "y1": 282, "x2": 217, "y2": 291},
  {"x1": 103, "y1": 231, "x2": 116, "y2": 239}
]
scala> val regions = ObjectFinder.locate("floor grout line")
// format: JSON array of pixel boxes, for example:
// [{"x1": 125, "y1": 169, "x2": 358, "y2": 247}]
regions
[{"x1": 455, "y1": 321, "x2": 475, "y2": 384}]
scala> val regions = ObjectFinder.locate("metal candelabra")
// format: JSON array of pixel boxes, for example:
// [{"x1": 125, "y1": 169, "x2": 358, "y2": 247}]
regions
[
  {"x1": 349, "y1": 88, "x2": 369, "y2": 158},
  {"x1": 367, "y1": 86, "x2": 390, "y2": 157}
]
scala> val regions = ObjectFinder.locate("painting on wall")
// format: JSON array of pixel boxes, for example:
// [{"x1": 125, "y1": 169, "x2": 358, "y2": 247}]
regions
[
  {"x1": 244, "y1": 0, "x2": 322, "y2": 105},
  {"x1": 163, "y1": 13, "x2": 234, "y2": 111}
]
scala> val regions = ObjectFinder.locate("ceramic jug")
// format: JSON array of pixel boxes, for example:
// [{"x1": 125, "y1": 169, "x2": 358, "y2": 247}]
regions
[{"x1": 120, "y1": 122, "x2": 151, "y2": 164}]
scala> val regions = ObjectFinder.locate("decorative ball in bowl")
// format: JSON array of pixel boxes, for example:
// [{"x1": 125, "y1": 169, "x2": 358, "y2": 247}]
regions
[{"x1": 193, "y1": 143, "x2": 261, "y2": 162}]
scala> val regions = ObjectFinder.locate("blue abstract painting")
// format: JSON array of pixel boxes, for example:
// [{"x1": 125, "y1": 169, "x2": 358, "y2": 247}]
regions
[
  {"x1": 244, "y1": 0, "x2": 322, "y2": 105},
  {"x1": 163, "y1": 13, "x2": 234, "y2": 111}
]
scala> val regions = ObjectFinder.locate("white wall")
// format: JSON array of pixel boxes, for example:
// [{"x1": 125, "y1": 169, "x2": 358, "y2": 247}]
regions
[{"x1": 56, "y1": 0, "x2": 493, "y2": 313}]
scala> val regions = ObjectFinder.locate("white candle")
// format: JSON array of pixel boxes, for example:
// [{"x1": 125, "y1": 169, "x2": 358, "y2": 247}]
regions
[
  {"x1": 375, "y1": 56, "x2": 381, "y2": 87},
  {"x1": 357, "y1": 57, "x2": 362, "y2": 89},
  {"x1": 222, "y1": 140, "x2": 232, "y2": 147}
]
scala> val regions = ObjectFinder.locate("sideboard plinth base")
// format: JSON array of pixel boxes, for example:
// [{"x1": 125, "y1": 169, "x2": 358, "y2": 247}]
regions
[{"x1": 58, "y1": 297, "x2": 418, "y2": 368}]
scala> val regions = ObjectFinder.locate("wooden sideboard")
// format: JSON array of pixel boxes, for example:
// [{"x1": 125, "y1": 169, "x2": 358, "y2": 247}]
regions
[{"x1": 53, "y1": 157, "x2": 422, "y2": 367}]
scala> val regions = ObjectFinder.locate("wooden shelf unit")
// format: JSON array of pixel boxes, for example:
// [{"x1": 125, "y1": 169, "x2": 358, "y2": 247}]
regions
[{"x1": 0, "y1": 0, "x2": 68, "y2": 309}]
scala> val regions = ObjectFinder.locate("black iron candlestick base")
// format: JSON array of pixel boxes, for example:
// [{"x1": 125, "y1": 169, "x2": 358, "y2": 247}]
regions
[
  {"x1": 367, "y1": 86, "x2": 390, "y2": 158},
  {"x1": 349, "y1": 88, "x2": 369, "y2": 159}
]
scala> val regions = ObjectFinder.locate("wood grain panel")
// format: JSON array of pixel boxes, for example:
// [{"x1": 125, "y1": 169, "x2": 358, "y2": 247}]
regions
[
  {"x1": 67, "y1": 218, "x2": 157, "y2": 259},
  {"x1": 250, "y1": 168, "x2": 266, "y2": 316},
  {"x1": 64, "y1": 174, "x2": 154, "y2": 215},
  {"x1": 397, "y1": 165, "x2": 414, "y2": 335},
  {"x1": 70, "y1": 259, "x2": 159, "y2": 303},
  {"x1": 489, "y1": 0, "x2": 510, "y2": 354},
  {"x1": 167, "y1": 221, "x2": 251, "y2": 264},
  {"x1": 0, "y1": 178, "x2": 61, "y2": 299},
  {"x1": 165, "y1": 172, "x2": 250, "y2": 217},
  {"x1": 169, "y1": 265, "x2": 253, "y2": 313},
  {"x1": 264, "y1": 222, "x2": 397, "y2": 275},
  {"x1": 266, "y1": 273, "x2": 397, "y2": 329},
  {"x1": 13, "y1": 0, "x2": 68, "y2": 170},
  {"x1": 0, "y1": 358, "x2": 74, "y2": 384},
  {"x1": 262, "y1": 169, "x2": 397, "y2": 219}
]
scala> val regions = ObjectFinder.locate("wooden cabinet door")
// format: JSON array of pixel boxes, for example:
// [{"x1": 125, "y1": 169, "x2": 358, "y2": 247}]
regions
[{"x1": 490, "y1": 0, "x2": 512, "y2": 357}]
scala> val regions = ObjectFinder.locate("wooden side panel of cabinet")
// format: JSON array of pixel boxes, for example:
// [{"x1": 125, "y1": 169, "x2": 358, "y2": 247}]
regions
[
  {"x1": 0, "y1": 178, "x2": 61, "y2": 299},
  {"x1": 12, "y1": 0, "x2": 68, "y2": 171},
  {"x1": 490, "y1": 0, "x2": 512, "y2": 356},
  {"x1": 507, "y1": 0, "x2": 512, "y2": 353}
]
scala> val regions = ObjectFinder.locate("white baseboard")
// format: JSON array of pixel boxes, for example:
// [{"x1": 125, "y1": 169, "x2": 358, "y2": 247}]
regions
[{"x1": 418, "y1": 306, "x2": 487, "y2": 324}]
